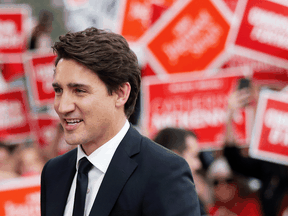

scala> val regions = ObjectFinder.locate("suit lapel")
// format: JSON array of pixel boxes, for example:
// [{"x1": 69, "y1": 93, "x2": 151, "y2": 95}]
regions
[
  {"x1": 47, "y1": 149, "x2": 77, "y2": 216},
  {"x1": 89, "y1": 126, "x2": 141, "y2": 216}
]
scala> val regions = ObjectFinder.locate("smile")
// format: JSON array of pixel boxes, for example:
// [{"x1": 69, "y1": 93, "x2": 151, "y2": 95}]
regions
[{"x1": 65, "y1": 119, "x2": 83, "y2": 125}]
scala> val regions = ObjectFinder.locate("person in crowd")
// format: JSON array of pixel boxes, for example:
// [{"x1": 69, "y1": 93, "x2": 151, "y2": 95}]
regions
[
  {"x1": 41, "y1": 27, "x2": 201, "y2": 216},
  {"x1": 0, "y1": 142, "x2": 19, "y2": 181},
  {"x1": 154, "y1": 127, "x2": 213, "y2": 215},
  {"x1": 28, "y1": 10, "x2": 53, "y2": 51},
  {"x1": 15, "y1": 144, "x2": 46, "y2": 177},
  {"x1": 223, "y1": 82, "x2": 288, "y2": 216},
  {"x1": 207, "y1": 156, "x2": 262, "y2": 216},
  {"x1": 41, "y1": 123, "x2": 75, "y2": 162}
]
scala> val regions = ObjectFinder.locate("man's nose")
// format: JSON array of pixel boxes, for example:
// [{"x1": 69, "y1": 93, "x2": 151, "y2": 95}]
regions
[{"x1": 56, "y1": 93, "x2": 75, "y2": 114}]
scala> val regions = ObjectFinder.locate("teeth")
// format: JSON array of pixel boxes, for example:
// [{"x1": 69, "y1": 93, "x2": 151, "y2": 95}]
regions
[{"x1": 66, "y1": 119, "x2": 82, "y2": 124}]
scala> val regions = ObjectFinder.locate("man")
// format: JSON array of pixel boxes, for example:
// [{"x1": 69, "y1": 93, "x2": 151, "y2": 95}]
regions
[
  {"x1": 41, "y1": 27, "x2": 201, "y2": 216},
  {"x1": 154, "y1": 128, "x2": 212, "y2": 215}
]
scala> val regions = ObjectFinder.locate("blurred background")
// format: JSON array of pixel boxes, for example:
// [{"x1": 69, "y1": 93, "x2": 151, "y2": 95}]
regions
[{"x1": 0, "y1": 0, "x2": 288, "y2": 215}]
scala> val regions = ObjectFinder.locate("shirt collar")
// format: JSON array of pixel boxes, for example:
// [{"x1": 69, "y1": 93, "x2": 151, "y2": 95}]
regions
[{"x1": 76, "y1": 120, "x2": 130, "y2": 173}]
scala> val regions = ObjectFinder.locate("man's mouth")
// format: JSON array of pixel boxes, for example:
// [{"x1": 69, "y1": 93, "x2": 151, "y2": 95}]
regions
[{"x1": 65, "y1": 119, "x2": 83, "y2": 125}]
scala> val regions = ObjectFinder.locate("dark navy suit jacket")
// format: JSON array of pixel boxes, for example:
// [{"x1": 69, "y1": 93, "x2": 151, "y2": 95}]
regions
[{"x1": 41, "y1": 125, "x2": 201, "y2": 216}]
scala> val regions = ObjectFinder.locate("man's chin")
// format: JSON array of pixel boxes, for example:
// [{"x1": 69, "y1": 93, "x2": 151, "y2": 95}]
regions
[{"x1": 64, "y1": 136, "x2": 81, "y2": 146}]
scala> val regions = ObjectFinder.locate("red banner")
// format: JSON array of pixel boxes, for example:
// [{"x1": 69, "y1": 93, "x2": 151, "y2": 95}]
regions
[
  {"x1": 143, "y1": 0, "x2": 232, "y2": 75},
  {"x1": 0, "y1": 175, "x2": 40, "y2": 216},
  {"x1": 0, "y1": 88, "x2": 31, "y2": 142},
  {"x1": 221, "y1": 54, "x2": 288, "y2": 87},
  {"x1": 142, "y1": 67, "x2": 251, "y2": 149},
  {"x1": 222, "y1": 0, "x2": 239, "y2": 12},
  {"x1": 0, "y1": 54, "x2": 25, "y2": 82},
  {"x1": 250, "y1": 89, "x2": 288, "y2": 165},
  {"x1": 0, "y1": 5, "x2": 30, "y2": 53},
  {"x1": 229, "y1": 0, "x2": 288, "y2": 67},
  {"x1": 33, "y1": 114, "x2": 60, "y2": 148},
  {"x1": 118, "y1": 0, "x2": 177, "y2": 43},
  {"x1": 25, "y1": 53, "x2": 56, "y2": 106}
]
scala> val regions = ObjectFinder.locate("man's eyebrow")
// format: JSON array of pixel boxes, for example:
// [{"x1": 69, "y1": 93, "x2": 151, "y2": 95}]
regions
[
  {"x1": 52, "y1": 82, "x2": 60, "y2": 88},
  {"x1": 67, "y1": 83, "x2": 90, "y2": 89},
  {"x1": 52, "y1": 82, "x2": 91, "y2": 90}
]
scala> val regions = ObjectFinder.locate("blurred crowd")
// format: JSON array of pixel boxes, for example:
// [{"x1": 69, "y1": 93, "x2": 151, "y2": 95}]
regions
[
  {"x1": 0, "y1": 6, "x2": 287, "y2": 216},
  {"x1": 152, "y1": 80, "x2": 288, "y2": 216}
]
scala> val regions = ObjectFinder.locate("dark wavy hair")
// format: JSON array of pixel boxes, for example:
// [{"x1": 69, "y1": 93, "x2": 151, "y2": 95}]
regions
[{"x1": 52, "y1": 27, "x2": 141, "y2": 118}]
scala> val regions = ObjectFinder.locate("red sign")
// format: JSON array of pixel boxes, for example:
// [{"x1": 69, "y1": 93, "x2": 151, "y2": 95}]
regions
[
  {"x1": 0, "y1": 5, "x2": 30, "y2": 53},
  {"x1": 0, "y1": 54, "x2": 25, "y2": 82},
  {"x1": 33, "y1": 114, "x2": 60, "y2": 148},
  {"x1": 144, "y1": 0, "x2": 231, "y2": 75},
  {"x1": 0, "y1": 175, "x2": 40, "y2": 216},
  {"x1": 222, "y1": 0, "x2": 239, "y2": 13},
  {"x1": 230, "y1": 0, "x2": 288, "y2": 66},
  {"x1": 250, "y1": 89, "x2": 288, "y2": 165},
  {"x1": 142, "y1": 67, "x2": 250, "y2": 149},
  {"x1": 25, "y1": 53, "x2": 56, "y2": 106},
  {"x1": 221, "y1": 54, "x2": 288, "y2": 87},
  {"x1": 118, "y1": 0, "x2": 177, "y2": 43},
  {"x1": 0, "y1": 88, "x2": 31, "y2": 142}
]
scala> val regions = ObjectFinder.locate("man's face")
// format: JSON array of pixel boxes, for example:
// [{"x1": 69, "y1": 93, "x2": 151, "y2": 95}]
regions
[
  {"x1": 181, "y1": 136, "x2": 202, "y2": 173},
  {"x1": 52, "y1": 59, "x2": 118, "y2": 150}
]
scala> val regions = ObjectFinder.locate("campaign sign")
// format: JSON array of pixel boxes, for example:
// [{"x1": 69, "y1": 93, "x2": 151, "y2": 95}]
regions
[
  {"x1": 0, "y1": 88, "x2": 31, "y2": 142},
  {"x1": 222, "y1": 0, "x2": 239, "y2": 12},
  {"x1": 33, "y1": 114, "x2": 60, "y2": 148},
  {"x1": 0, "y1": 54, "x2": 25, "y2": 82},
  {"x1": 25, "y1": 53, "x2": 56, "y2": 106},
  {"x1": 144, "y1": 0, "x2": 232, "y2": 75},
  {"x1": 229, "y1": 0, "x2": 288, "y2": 67},
  {"x1": 0, "y1": 5, "x2": 30, "y2": 53},
  {"x1": 221, "y1": 54, "x2": 288, "y2": 87},
  {"x1": 0, "y1": 175, "x2": 40, "y2": 216},
  {"x1": 118, "y1": 0, "x2": 177, "y2": 43},
  {"x1": 141, "y1": 68, "x2": 249, "y2": 149},
  {"x1": 250, "y1": 89, "x2": 288, "y2": 165}
]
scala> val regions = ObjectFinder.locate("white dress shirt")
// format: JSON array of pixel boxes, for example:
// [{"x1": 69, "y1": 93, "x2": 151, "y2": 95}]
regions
[{"x1": 64, "y1": 120, "x2": 130, "y2": 216}]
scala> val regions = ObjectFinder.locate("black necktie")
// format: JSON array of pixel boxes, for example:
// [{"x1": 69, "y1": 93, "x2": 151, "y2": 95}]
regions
[{"x1": 72, "y1": 157, "x2": 93, "y2": 216}]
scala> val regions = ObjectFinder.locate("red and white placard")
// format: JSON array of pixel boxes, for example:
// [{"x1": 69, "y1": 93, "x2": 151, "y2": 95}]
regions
[
  {"x1": 250, "y1": 89, "x2": 288, "y2": 165},
  {"x1": 222, "y1": 0, "x2": 239, "y2": 13},
  {"x1": 142, "y1": 0, "x2": 232, "y2": 76},
  {"x1": 221, "y1": 54, "x2": 288, "y2": 87},
  {"x1": 0, "y1": 4, "x2": 30, "y2": 53},
  {"x1": 32, "y1": 114, "x2": 60, "y2": 148},
  {"x1": 141, "y1": 67, "x2": 252, "y2": 149},
  {"x1": 25, "y1": 52, "x2": 56, "y2": 106},
  {"x1": 117, "y1": 0, "x2": 177, "y2": 44},
  {"x1": 228, "y1": 0, "x2": 288, "y2": 68},
  {"x1": 0, "y1": 54, "x2": 25, "y2": 82},
  {"x1": 0, "y1": 88, "x2": 31, "y2": 143},
  {"x1": 0, "y1": 175, "x2": 40, "y2": 216}
]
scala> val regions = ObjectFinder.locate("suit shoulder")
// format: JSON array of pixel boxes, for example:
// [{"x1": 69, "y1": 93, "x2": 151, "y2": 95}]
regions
[{"x1": 139, "y1": 135, "x2": 189, "y2": 168}]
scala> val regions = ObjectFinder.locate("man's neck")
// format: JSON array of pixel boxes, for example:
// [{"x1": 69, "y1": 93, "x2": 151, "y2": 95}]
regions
[{"x1": 81, "y1": 118, "x2": 128, "y2": 156}]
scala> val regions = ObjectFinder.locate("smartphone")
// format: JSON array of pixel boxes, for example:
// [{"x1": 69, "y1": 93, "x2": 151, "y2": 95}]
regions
[{"x1": 238, "y1": 78, "x2": 251, "y2": 90}]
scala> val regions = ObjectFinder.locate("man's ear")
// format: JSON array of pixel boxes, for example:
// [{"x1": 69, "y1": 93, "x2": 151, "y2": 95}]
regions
[{"x1": 115, "y1": 82, "x2": 131, "y2": 108}]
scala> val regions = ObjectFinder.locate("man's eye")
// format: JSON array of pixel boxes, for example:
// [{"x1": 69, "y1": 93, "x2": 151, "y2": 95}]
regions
[
  {"x1": 75, "y1": 89, "x2": 85, "y2": 93},
  {"x1": 54, "y1": 88, "x2": 62, "y2": 93}
]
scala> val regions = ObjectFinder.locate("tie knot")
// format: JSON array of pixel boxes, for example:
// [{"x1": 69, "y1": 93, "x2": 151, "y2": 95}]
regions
[{"x1": 78, "y1": 157, "x2": 92, "y2": 174}]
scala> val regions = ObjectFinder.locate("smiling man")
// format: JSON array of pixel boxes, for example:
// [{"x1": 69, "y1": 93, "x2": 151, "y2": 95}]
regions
[{"x1": 40, "y1": 27, "x2": 201, "y2": 216}]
